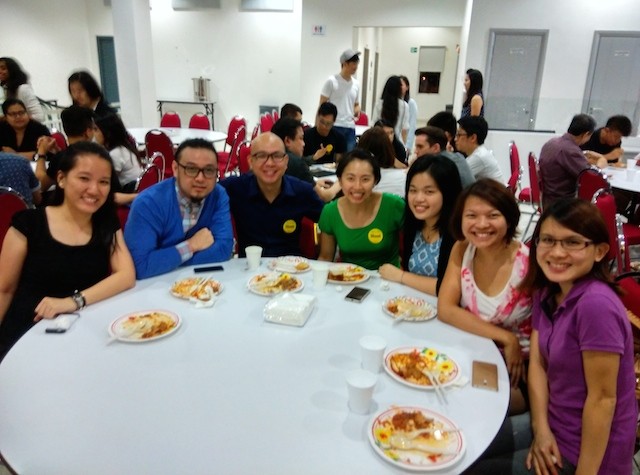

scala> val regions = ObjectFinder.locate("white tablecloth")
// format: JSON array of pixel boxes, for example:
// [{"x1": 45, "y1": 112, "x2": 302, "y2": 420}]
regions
[
  {"x1": 128, "y1": 127, "x2": 227, "y2": 146},
  {"x1": 0, "y1": 259, "x2": 509, "y2": 474},
  {"x1": 607, "y1": 166, "x2": 640, "y2": 193}
]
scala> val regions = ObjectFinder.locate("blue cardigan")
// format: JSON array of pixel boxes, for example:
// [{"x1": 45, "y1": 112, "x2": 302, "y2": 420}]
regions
[{"x1": 124, "y1": 178, "x2": 233, "y2": 279}]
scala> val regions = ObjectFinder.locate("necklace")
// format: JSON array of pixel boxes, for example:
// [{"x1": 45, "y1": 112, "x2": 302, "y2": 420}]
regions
[{"x1": 422, "y1": 224, "x2": 439, "y2": 243}]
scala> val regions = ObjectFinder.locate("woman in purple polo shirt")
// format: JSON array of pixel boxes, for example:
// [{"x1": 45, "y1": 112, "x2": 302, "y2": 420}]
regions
[{"x1": 518, "y1": 198, "x2": 637, "y2": 474}]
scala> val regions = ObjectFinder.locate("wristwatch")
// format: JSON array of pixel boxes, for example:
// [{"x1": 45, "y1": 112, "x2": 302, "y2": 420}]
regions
[
  {"x1": 71, "y1": 290, "x2": 86, "y2": 310},
  {"x1": 33, "y1": 153, "x2": 46, "y2": 162}
]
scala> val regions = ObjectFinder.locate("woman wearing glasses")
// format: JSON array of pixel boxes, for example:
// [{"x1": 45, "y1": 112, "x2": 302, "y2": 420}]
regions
[
  {"x1": 0, "y1": 98, "x2": 50, "y2": 159},
  {"x1": 438, "y1": 179, "x2": 531, "y2": 415}
]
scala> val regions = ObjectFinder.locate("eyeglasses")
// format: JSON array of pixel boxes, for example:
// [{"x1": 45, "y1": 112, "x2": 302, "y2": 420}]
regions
[
  {"x1": 176, "y1": 162, "x2": 218, "y2": 179},
  {"x1": 535, "y1": 236, "x2": 594, "y2": 251},
  {"x1": 318, "y1": 119, "x2": 335, "y2": 128},
  {"x1": 6, "y1": 110, "x2": 27, "y2": 118},
  {"x1": 455, "y1": 132, "x2": 468, "y2": 138},
  {"x1": 251, "y1": 151, "x2": 287, "y2": 163}
]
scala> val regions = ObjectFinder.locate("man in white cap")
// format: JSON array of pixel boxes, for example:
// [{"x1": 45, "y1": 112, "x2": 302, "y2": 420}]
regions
[{"x1": 319, "y1": 48, "x2": 361, "y2": 152}]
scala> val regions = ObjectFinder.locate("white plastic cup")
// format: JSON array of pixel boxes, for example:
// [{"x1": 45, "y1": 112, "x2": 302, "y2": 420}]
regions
[
  {"x1": 359, "y1": 335, "x2": 387, "y2": 373},
  {"x1": 311, "y1": 262, "x2": 329, "y2": 289},
  {"x1": 346, "y1": 369, "x2": 377, "y2": 414},
  {"x1": 626, "y1": 168, "x2": 637, "y2": 181},
  {"x1": 245, "y1": 246, "x2": 263, "y2": 271},
  {"x1": 627, "y1": 158, "x2": 638, "y2": 169}
]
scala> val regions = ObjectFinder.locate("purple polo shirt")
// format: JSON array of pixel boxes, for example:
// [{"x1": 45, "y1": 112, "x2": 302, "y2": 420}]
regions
[
  {"x1": 533, "y1": 279, "x2": 637, "y2": 473},
  {"x1": 538, "y1": 133, "x2": 590, "y2": 208}
]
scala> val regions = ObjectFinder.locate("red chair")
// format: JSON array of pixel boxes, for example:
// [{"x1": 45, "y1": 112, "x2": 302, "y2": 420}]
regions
[
  {"x1": 260, "y1": 113, "x2": 274, "y2": 133},
  {"x1": 355, "y1": 112, "x2": 369, "y2": 126},
  {"x1": 218, "y1": 116, "x2": 246, "y2": 166},
  {"x1": 117, "y1": 206, "x2": 130, "y2": 231},
  {"x1": 160, "y1": 112, "x2": 181, "y2": 128},
  {"x1": 519, "y1": 152, "x2": 543, "y2": 237},
  {"x1": 299, "y1": 217, "x2": 319, "y2": 259},
  {"x1": 218, "y1": 126, "x2": 245, "y2": 178},
  {"x1": 576, "y1": 166, "x2": 610, "y2": 201},
  {"x1": 0, "y1": 186, "x2": 29, "y2": 250},
  {"x1": 507, "y1": 141, "x2": 522, "y2": 195},
  {"x1": 188, "y1": 113, "x2": 211, "y2": 130},
  {"x1": 238, "y1": 142, "x2": 251, "y2": 174},
  {"x1": 51, "y1": 132, "x2": 68, "y2": 151},
  {"x1": 145, "y1": 130, "x2": 175, "y2": 179},
  {"x1": 149, "y1": 152, "x2": 166, "y2": 181},
  {"x1": 272, "y1": 109, "x2": 279, "y2": 122},
  {"x1": 135, "y1": 164, "x2": 162, "y2": 192},
  {"x1": 615, "y1": 272, "x2": 640, "y2": 319},
  {"x1": 250, "y1": 124, "x2": 260, "y2": 141}
]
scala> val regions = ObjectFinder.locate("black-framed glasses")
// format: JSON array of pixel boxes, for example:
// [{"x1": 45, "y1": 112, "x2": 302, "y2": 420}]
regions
[
  {"x1": 6, "y1": 110, "x2": 27, "y2": 118},
  {"x1": 535, "y1": 236, "x2": 594, "y2": 251},
  {"x1": 251, "y1": 151, "x2": 287, "y2": 163},
  {"x1": 455, "y1": 132, "x2": 468, "y2": 138},
  {"x1": 176, "y1": 162, "x2": 218, "y2": 179}
]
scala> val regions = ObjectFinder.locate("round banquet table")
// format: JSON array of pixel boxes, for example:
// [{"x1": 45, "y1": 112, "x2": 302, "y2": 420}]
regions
[
  {"x1": 0, "y1": 259, "x2": 509, "y2": 475},
  {"x1": 606, "y1": 166, "x2": 640, "y2": 193},
  {"x1": 127, "y1": 127, "x2": 227, "y2": 146}
]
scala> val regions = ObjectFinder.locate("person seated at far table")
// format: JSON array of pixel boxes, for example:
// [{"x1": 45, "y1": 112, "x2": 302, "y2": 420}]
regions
[
  {"x1": 580, "y1": 114, "x2": 632, "y2": 166},
  {"x1": 0, "y1": 98, "x2": 50, "y2": 160},
  {"x1": 303, "y1": 102, "x2": 346, "y2": 165},
  {"x1": 280, "y1": 103, "x2": 302, "y2": 121},
  {"x1": 317, "y1": 149, "x2": 404, "y2": 270},
  {"x1": 455, "y1": 116, "x2": 503, "y2": 183},
  {"x1": 124, "y1": 138, "x2": 233, "y2": 279},
  {"x1": 438, "y1": 179, "x2": 532, "y2": 415},
  {"x1": 427, "y1": 110, "x2": 459, "y2": 153},
  {"x1": 379, "y1": 154, "x2": 463, "y2": 296},
  {"x1": 374, "y1": 119, "x2": 407, "y2": 166},
  {"x1": 0, "y1": 151, "x2": 41, "y2": 206},
  {"x1": 358, "y1": 126, "x2": 406, "y2": 197},
  {"x1": 68, "y1": 70, "x2": 117, "y2": 119},
  {"x1": 271, "y1": 117, "x2": 340, "y2": 202},
  {"x1": 413, "y1": 126, "x2": 475, "y2": 188},
  {"x1": 219, "y1": 132, "x2": 325, "y2": 257},
  {"x1": 0, "y1": 142, "x2": 135, "y2": 360}
]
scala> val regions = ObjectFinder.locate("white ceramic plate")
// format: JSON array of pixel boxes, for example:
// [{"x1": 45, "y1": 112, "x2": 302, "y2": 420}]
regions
[
  {"x1": 170, "y1": 277, "x2": 223, "y2": 300},
  {"x1": 108, "y1": 310, "x2": 181, "y2": 343},
  {"x1": 384, "y1": 347, "x2": 460, "y2": 390},
  {"x1": 382, "y1": 296, "x2": 436, "y2": 322},
  {"x1": 327, "y1": 263, "x2": 369, "y2": 285},
  {"x1": 247, "y1": 272, "x2": 304, "y2": 296},
  {"x1": 267, "y1": 256, "x2": 311, "y2": 274},
  {"x1": 369, "y1": 406, "x2": 465, "y2": 471}
]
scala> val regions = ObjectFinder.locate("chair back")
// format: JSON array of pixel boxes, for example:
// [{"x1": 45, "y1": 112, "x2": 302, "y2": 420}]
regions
[
  {"x1": 260, "y1": 113, "x2": 274, "y2": 133},
  {"x1": 355, "y1": 112, "x2": 369, "y2": 126},
  {"x1": 251, "y1": 124, "x2": 260, "y2": 141},
  {"x1": 135, "y1": 164, "x2": 162, "y2": 192},
  {"x1": 507, "y1": 141, "x2": 522, "y2": 194},
  {"x1": 220, "y1": 126, "x2": 245, "y2": 177},
  {"x1": 149, "y1": 152, "x2": 166, "y2": 181},
  {"x1": 576, "y1": 166, "x2": 610, "y2": 201},
  {"x1": 145, "y1": 129, "x2": 175, "y2": 178},
  {"x1": 616, "y1": 272, "x2": 640, "y2": 321},
  {"x1": 528, "y1": 152, "x2": 542, "y2": 206},
  {"x1": 592, "y1": 187, "x2": 626, "y2": 274},
  {"x1": 272, "y1": 109, "x2": 279, "y2": 122},
  {"x1": 299, "y1": 217, "x2": 319, "y2": 259},
  {"x1": 0, "y1": 186, "x2": 29, "y2": 250},
  {"x1": 238, "y1": 142, "x2": 251, "y2": 174},
  {"x1": 160, "y1": 112, "x2": 181, "y2": 128},
  {"x1": 51, "y1": 132, "x2": 68, "y2": 151},
  {"x1": 189, "y1": 113, "x2": 211, "y2": 130},
  {"x1": 225, "y1": 116, "x2": 247, "y2": 151}
]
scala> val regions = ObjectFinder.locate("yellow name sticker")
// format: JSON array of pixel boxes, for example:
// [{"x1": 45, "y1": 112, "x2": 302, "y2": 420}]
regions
[
  {"x1": 283, "y1": 219, "x2": 297, "y2": 234},
  {"x1": 368, "y1": 228, "x2": 383, "y2": 244}
]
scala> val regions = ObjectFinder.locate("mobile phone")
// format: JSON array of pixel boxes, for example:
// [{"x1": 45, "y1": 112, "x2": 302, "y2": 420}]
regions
[
  {"x1": 345, "y1": 287, "x2": 371, "y2": 303},
  {"x1": 194, "y1": 265, "x2": 224, "y2": 273},
  {"x1": 45, "y1": 313, "x2": 80, "y2": 334},
  {"x1": 472, "y1": 361, "x2": 499, "y2": 391}
]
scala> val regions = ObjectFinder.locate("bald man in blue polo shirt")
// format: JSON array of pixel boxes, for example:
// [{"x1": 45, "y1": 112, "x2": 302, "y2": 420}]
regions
[{"x1": 219, "y1": 133, "x2": 324, "y2": 257}]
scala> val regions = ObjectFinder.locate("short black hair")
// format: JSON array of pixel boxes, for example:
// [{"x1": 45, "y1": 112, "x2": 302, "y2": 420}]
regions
[
  {"x1": 175, "y1": 138, "x2": 218, "y2": 163},
  {"x1": 280, "y1": 103, "x2": 302, "y2": 119},
  {"x1": 1, "y1": 98, "x2": 26, "y2": 115},
  {"x1": 61, "y1": 105, "x2": 95, "y2": 137},
  {"x1": 567, "y1": 114, "x2": 597, "y2": 136},
  {"x1": 317, "y1": 102, "x2": 338, "y2": 120},
  {"x1": 427, "y1": 111, "x2": 458, "y2": 139},
  {"x1": 415, "y1": 126, "x2": 447, "y2": 151},
  {"x1": 605, "y1": 115, "x2": 632, "y2": 136},
  {"x1": 271, "y1": 117, "x2": 302, "y2": 143},
  {"x1": 457, "y1": 116, "x2": 488, "y2": 144}
]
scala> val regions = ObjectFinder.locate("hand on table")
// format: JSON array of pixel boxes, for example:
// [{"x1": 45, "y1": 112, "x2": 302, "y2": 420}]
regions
[
  {"x1": 526, "y1": 429, "x2": 563, "y2": 475},
  {"x1": 34, "y1": 296, "x2": 76, "y2": 321},
  {"x1": 378, "y1": 264, "x2": 403, "y2": 283},
  {"x1": 187, "y1": 228, "x2": 214, "y2": 253}
]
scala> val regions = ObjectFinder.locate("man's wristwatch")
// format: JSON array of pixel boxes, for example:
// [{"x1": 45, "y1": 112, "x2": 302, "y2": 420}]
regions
[
  {"x1": 33, "y1": 153, "x2": 46, "y2": 162},
  {"x1": 71, "y1": 290, "x2": 86, "y2": 310}
]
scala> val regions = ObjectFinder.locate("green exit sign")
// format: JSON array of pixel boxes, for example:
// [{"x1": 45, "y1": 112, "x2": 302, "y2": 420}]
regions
[{"x1": 410, "y1": 47, "x2": 418, "y2": 53}]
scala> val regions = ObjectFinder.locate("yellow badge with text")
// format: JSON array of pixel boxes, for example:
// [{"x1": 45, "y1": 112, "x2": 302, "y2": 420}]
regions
[
  {"x1": 283, "y1": 219, "x2": 297, "y2": 234},
  {"x1": 368, "y1": 228, "x2": 383, "y2": 244}
]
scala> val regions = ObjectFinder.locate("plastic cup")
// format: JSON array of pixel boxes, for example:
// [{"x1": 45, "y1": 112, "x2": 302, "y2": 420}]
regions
[
  {"x1": 626, "y1": 168, "x2": 637, "y2": 181},
  {"x1": 245, "y1": 246, "x2": 263, "y2": 271},
  {"x1": 346, "y1": 369, "x2": 377, "y2": 414},
  {"x1": 359, "y1": 335, "x2": 387, "y2": 373},
  {"x1": 311, "y1": 262, "x2": 329, "y2": 289}
]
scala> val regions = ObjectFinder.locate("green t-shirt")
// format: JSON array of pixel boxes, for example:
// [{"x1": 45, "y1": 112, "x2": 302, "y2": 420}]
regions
[{"x1": 318, "y1": 193, "x2": 404, "y2": 270}]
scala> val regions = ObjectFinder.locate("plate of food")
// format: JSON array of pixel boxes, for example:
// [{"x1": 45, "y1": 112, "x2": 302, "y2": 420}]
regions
[
  {"x1": 369, "y1": 406, "x2": 465, "y2": 471},
  {"x1": 108, "y1": 310, "x2": 181, "y2": 342},
  {"x1": 383, "y1": 297, "x2": 436, "y2": 322},
  {"x1": 247, "y1": 272, "x2": 304, "y2": 296},
  {"x1": 170, "y1": 277, "x2": 223, "y2": 301},
  {"x1": 321, "y1": 162, "x2": 337, "y2": 172},
  {"x1": 384, "y1": 347, "x2": 460, "y2": 389},
  {"x1": 268, "y1": 256, "x2": 311, "y2": 273},
  {"x1": 327, "y1": 263, "x2": 369, "y2": 285}
]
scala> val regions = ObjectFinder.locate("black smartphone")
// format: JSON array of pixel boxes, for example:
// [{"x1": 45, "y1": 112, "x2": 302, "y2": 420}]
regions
[
  {"x1": 345, "y1": 286, "x2": 371, "y2": 303},
  {"x1": 194, "y1": 265, "x2": 224, "y2": 273}
]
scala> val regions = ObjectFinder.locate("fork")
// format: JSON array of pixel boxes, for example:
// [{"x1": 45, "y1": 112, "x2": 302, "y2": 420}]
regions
[{"x1": 423, "y1": 369, "x2": 448, "y2": 405}]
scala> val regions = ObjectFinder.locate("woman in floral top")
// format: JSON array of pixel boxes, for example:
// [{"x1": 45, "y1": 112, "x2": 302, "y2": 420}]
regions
[{"x1": 438, "y1": 179, "x2": 532, "y2": 414}]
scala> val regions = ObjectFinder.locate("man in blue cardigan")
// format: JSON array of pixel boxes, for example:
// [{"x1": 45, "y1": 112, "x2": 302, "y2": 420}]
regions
[{"x1": 125, "y1": 138, "x2": 233, "y2": 279}]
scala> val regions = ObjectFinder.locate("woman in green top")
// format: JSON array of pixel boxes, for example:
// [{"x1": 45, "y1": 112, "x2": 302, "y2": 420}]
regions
[{"x1": 318, "y1": 149, "x2": 404, "y2": 270}]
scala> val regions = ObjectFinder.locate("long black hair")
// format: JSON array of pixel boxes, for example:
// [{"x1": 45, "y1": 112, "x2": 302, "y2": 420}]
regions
[
  {"x1": 463, "y1": 68, "x2": 483, "y2": 108},
  {"x1": 95, "y1": 114, "x2": 141, "y2": 165},
  {"x1": 0, "y1": 57, "x2": 29, "y2": 97},
  {"x1": 51, "y1": 141, "x2": 119, "y2": 253},
  {"x1": 402, "y1": 154, "x2": 462, "y2": 266},
  {"x1": 380, "y1": 76, "x2": 402, "y2": 128},
  {"x1": 68, "y1": 70, "x2": 104, "y2": 103}
]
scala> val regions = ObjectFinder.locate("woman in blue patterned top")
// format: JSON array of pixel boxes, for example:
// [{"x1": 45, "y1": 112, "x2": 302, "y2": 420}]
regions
[{"x1": 379, "y1": 154, "x2": 463, "y2": 295}]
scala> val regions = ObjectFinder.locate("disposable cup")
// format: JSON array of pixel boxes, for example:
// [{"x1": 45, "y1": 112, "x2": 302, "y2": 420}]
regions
[
  {"x1": 359, "y1": 335, "x2": 387, "y2": 373},
  {"x1": 245, "y1": 246, "x2": 263, "y2": 271},
  {"x1": 346, "y1": 369, "x2": 377, "y2": 414},
  {"x1": 311, "y1": 262, "x2": 329, "y2": 289}
]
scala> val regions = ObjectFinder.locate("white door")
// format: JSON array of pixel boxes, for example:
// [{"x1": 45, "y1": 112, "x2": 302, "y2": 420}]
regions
[
  {"x1": 583, "y1": 33, "x2": 640, "y2": 135},
  {"x1": 484, "y1": 30, "x2": 547, "y2": 130}
]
